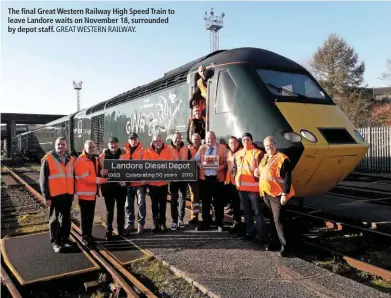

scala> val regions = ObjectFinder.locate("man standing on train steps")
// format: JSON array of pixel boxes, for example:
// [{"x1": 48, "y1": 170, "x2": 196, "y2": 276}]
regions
[
  {"x1": 254, "y1": 136, "x2": 295, "y2": 257},
  {"x1": 40, "y1": 137, "x2": 77, "y2": 253},
  {"x1": 98, "y1": 137, "x2": 127, "y2": 240},
  {"x1": 75, "y1": 140, "x2": 108, "y2": 247}
]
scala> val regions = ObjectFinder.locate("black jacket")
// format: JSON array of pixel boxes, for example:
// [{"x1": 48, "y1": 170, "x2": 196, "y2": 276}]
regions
[
  {"x1": 186, "y1": 117, "x2": 206, "y2": 145},
  {"x1": 100, "y1": 148, "x2": 127, "y2": 197}
]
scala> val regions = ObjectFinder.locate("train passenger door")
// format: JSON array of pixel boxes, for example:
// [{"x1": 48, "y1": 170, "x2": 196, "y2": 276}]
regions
[{"x1": 207, "y1": 69, "x2": 236, "y2": 144}]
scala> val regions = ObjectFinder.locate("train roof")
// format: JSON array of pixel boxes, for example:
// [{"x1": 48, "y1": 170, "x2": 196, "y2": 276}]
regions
[{"x1": 85, "y1": 47, "x2": 307, "y2": 114}]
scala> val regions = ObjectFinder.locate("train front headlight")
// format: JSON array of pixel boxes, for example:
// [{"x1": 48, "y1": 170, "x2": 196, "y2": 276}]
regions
[
  {"x1": 300, "y1": 130, "x2": 317, "y2": 143},
  {"x1": 282, "y1": 132, "x2": 302, "y2": 143},
  {"x1": 354, "y1": 130, "x2": 364, "y2": 142}
]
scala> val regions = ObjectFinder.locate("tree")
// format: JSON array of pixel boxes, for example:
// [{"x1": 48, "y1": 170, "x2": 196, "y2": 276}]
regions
[{"x1": 308, "y1": 33, "x2": 365, "y2": 97}]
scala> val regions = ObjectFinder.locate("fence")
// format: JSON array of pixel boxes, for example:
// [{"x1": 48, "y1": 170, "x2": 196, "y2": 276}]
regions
[{"x1": 356, "y1": 126, "x2": 391, "y2": 172}]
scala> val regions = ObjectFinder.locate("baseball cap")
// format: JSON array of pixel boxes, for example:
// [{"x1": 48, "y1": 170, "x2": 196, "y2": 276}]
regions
[
  {"x1": 109, "y1": 136, "x2": 119, "y2": 143},
  {"x1": 129, "y1": 133, "x2": 138, "y2": 139}
]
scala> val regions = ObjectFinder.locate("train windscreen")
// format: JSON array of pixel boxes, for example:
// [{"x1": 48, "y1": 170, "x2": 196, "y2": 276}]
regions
[{"x1": 257, "y1": 69, "x2": 328, "y2": 101}]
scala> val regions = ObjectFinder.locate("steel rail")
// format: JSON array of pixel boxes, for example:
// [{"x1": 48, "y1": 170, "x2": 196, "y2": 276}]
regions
[
  {"x1": 3, "y1": 166, "x2": 141, "y2": 297},
  {"x1": 1, "y1": 263, "x2": 23, "y2": 298}
]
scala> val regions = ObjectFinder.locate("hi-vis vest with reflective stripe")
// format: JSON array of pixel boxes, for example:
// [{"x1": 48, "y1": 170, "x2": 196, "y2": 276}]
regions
[
  {"x1": 225, "y1": 149, "x2": 236, "y2": 185},
  {"x1": 197, "y1": 78, "x2": 207, "y2": 98},
  {"x1": 170, "y1": 144, "x2": 188, "y2": 161},
  {"x1": 258, "y1": 152, "x2": 295, "y2": 200},
  {"x1": 198, "y1": 143, "x2": 227, "y2": 182},
  {"x1": 120, "y1": 145, "x2": 146, "y2": 187},
  {"x1": 74, "y1": 153, "x2": 105, "y2": 200},
  {"x1": 234, "y1": 147, "x2": 262, "y2": 192},
  {"x1": 44, "y1": 153, "x2": 75, "y2": 197}
]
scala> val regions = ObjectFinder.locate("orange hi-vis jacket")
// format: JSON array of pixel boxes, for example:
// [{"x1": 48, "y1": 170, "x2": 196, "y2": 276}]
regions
[
  {"x1": 142, "y1": 143, "x2": 177, "y2": 186},
  {"x1": 258, "y1": 152, "x2": 295, "y2": 200},
  {"x1": 120, "y1": 142, "x2": 146, "y2": 187},
  {"x1": 234, "y1": 145, "x2": 263, "y2": 192},
  {"x1": 169, "y1": 142, "x2": 188, "y2": 161},
  {"x1": 225, "y1": 149, "x2": 236, "y2": 185},
  {"x1": 198, "y1": 143, "x2": 227, "y2": 182},
  {"x1": 188, "y1": 144, "x2": 199, "y2": 159},
  {"x1": 75, "y1": 151, "x2": 107, "y2": 200},
  {"x1": 42, "y1": 152, "x2": 75, "y2": 197}
]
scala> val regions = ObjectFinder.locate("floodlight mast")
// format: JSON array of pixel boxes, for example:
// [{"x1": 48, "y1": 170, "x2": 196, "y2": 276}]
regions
[
  {"x1": 204, "y1": 8, "x2": 225, "y2": 52},
  {"x1": 73, "y1": 81, "x2": 83, "y2": 112}
]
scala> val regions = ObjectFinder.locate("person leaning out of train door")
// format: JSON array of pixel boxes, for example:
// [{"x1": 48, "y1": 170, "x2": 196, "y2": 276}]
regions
[
  {"x1": 143, "y1": 134, "x2": 177, "y2": 233},
  {"x1": 122, "y1": 133, "x2": 147, "y2": 235},
  {"x1": 169, "y1": 132, "x2": 188, "y2": 231},
  {"x1": 186, "y1": 105, "x2": 206, "y2": 145},
  {"x1": 187, "y1": 133, "x2": 202, "y2": 225},
  {"x1": 194, "y1": 131, "x2": 227, "y2": 232},
  {"x1": 98, "y1": 136, "x2": 127, "y2": 240},
  {"x1": 39, "y1": 137, "x2": 77, "y2": 253},
  {"x1": 254, "y1": 136, "x2": 295, "y2": 257},
  {"x1": 75, "y1": 140, "x2": 108, "y2": 247},
  {"x1": 232, "y1": 133, "x2": 265, "y2": 247},
  {"x1": 224, "y1": 136, "x2": 243, "y2": 235},
  {"x1": 189, "y1": 65, "x2": 209, "y2": 116}
]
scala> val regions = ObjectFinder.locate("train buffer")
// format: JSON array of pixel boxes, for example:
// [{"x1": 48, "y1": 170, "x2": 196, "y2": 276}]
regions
[{"x1": 1, "y1": 231, "x2": 100, "y2": 286}]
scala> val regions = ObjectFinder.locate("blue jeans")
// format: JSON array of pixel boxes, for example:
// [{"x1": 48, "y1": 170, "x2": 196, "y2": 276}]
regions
[
  {"x1": 238, "y1": 191, "x2": 265, "y2": 240},
  {"x1": 125, "y1": 186, "x2": 146, "y2": 226}
]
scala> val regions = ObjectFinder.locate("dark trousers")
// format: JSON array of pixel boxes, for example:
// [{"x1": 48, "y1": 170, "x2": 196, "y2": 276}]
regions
[
  {"x1": 200, "y1": 177, "x2": 224, "y2": 227},
  {"x1": 104, "y1": 195, "x2": 126, "y2": 234},
  {"x1": 169, "y1": 182, "x2": 186, "y2": 224},
  {"x1": 149, "y1": 185, "x2": 168, "y2": 226},
  {"x1": 239, "y1": 191, "x2": 265, "y2": 240},
  {"x1": 78, "y1": 199, "x2": 96, "y2": 240},
  {"x1": 49, "y1": 194, "x2": 73, "y2": 245},
  {"x1": 263, "y1": 194, "x2": 287, "y2": 249},
  {"x1": 126, "y1": 186, "x2": 147, "y2": 226},
  {"x1": 226, "y1": 184, "x2": 241, "y2": 226}
]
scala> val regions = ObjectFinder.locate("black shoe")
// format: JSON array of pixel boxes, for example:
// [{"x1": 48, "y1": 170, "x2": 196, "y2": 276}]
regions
[
  {"x1": 82, "y1": 239, "x2": 89, "y2": 247},
  {"x1": 188, "y1": 218, "x2": 199, "y2": 225},
  {"x1": 105, "y1": 231, "x2": 112, "y2": 240},
  {"x1": 152, "y1": 225, "x2": 161, "y2": 233},
  {"x1": 260, "y1": 243, "x2": 270, "y2": 251},
  {"x1": 62, "y1": 239, "x2": 77, "y2": 248},
  {"x1": 196, "y1": 223, "x2": 210, "y2": 231},
  {"x1": 160, "y1": 224, "x2": 168, "y2": 232}
]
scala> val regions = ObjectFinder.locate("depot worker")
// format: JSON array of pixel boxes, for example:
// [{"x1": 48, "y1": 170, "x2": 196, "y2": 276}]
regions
[
  {"x1": 187, "y1": 133, "x2": 202, "y2": 225},
  {"x1": 186, "y1": 105, "x2": 206, "y2": 145},
  {"x1": 232, "y1": 133, "x2": 265, "y2": 247},
  {"x1": 224, "y1": 136, "x2": 243, "y2": 235},
  {"x1": 39, "y1": 137, "x2": 76, "y2": 253},
  {"x1": 98, "y1": 136, "x2": 127, "y2": 240},
  {"x1": 254, "y1": 136, "x2": 295, "y2": 257},
  {"x1": 189, "y1": 65, "x2": 211, "y2": 116},
  {"x1": 143, "y1": 133, "x2": 177, "y2": 233},
  {"x1": 168, "y1": 132, "x2": 188, "y2": 231},
  {"x1": 75, "y1": 140, "x2": 108, "y2": 247},
  {"x1": 121, "y1": 132, "x2": 147, "y2": 235},
  {"x1": 193, "y1": 131, "x2": 227, "y2": 232}
]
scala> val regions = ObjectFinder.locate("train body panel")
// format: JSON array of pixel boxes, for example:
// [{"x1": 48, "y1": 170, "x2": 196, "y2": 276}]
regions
[{"x1": 14, "y1": 47, "x2": 369, "y2": 198}]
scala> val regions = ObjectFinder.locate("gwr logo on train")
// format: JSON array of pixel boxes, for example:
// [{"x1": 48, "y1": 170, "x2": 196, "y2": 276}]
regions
[{"x1": 125, "y1": 90, "x2": 183, "y2": 137}]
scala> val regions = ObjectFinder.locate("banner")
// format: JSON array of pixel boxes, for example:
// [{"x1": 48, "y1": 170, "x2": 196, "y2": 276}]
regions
[{"x1": 103, "y1": 160, "x2": 197, "y2": 182}]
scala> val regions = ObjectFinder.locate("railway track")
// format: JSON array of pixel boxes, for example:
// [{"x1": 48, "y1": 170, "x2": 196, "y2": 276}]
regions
[{"x1": 1, "y1": 165, "x2": 158, "y2": 298}]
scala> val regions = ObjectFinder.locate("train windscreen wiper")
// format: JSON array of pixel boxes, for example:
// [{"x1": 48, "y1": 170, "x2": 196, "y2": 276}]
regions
[{"x1": 267, "y1": 83, "x2": 308, "y2": 100}]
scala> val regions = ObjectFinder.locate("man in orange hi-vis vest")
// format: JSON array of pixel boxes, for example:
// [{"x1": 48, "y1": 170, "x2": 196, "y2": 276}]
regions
[
  {"x1": 40, "y1": 137, "x2": 76, "y2": 253},
  {"x1": 254, "y1": 136, "x2": 295, "y2": 257},
  {"x1": 143, "y1": 134, "x2": 177, "y2": 233},
  {"x1": 75, "y1": 140, "x2": 108, "y2": 247},
  {"x1": 193, "y1": 131, "x2": 227, "y2": 232},
  {"x1": 232, "y1": 133, "x2": 265, "y2": 247}
]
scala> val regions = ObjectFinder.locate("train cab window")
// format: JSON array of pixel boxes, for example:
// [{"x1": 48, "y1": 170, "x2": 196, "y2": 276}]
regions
[
  {"x1": 257, "y1": 69, "x2": 326, "y2": 100},
  {"x1": 215, "y1": 70, "x2": 236, "y2": 114}
]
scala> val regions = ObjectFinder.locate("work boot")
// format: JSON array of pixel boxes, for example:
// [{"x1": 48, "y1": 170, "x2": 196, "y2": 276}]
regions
[
  {"x1": 62, "y1": 239, "x2": 77, "y2": 248},
  {"x1": 137, "y1": 225, "x2": 145, "y2": 234},
  {"x1": 125, "y1": 224, "x2": 135, "y2": 234},
  {"x1": 188, "y1": 218, "x2": 198, "y2": 225},
  {"x1": 160, "y1": 223, "x2": 168, "y2": 233},
  {"x1": 151, "y1": 224, "x2": 160, "y2": 233},
  {"x1": 105, "y1": 231, "x2": 112, "y2": 241}
]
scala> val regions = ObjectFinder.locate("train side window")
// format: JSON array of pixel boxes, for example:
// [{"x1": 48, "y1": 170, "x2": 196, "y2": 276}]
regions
[{"x1": 215, "y1": 70, "x2": 236, "y2": 114}]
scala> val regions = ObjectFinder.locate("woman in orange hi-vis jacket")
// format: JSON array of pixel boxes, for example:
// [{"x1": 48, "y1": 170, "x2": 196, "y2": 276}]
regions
[
  {"x1": 74, "y1": 140, "x2": 107, "y2": 247},
  {"x1": 254, "y1": 136, "x2": 295, "y2": 257},
  {"x1": 142, "y1": 134, "x2": 178, "y2": 233}
]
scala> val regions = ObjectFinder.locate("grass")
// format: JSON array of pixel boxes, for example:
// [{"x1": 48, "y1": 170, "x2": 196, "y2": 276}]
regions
[{"x1": 128, "y1": 256, "x2": 209, "y2": 298}]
